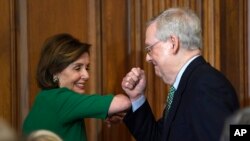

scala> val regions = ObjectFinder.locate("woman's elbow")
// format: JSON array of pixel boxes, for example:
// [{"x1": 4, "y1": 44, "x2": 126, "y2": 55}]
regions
[{"x1": 108, "y1": 94, "x2": 131, "y2": 115}]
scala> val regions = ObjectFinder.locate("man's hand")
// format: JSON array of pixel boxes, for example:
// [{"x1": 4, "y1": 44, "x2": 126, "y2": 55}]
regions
[
  {"x1": 121, "y1": 67, "x2": 146, "y2": 101},
  {"x1": 105, "y1": 112, "x2": 126, "y2": 128}
]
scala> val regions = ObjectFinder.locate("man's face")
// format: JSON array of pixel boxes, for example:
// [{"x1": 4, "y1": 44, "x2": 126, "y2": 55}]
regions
[{"x1": 145, "y1": 23, "x2": 175, "y2": 84}]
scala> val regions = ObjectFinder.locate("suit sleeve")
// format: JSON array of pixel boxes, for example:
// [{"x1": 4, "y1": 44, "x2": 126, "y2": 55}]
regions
[{"x1": 123, "y1": 100, "x2": 164, "y2": 141}]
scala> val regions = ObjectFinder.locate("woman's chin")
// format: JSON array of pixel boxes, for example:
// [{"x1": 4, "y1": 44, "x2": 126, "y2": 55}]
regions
[{"x1": 73, "y1": 89, "x2": 85, "y2": 94}]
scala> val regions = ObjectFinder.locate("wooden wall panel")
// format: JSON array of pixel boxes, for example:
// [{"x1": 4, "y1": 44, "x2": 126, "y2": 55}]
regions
[
  {"x1": 100, "y1": 0, "x2": 132, "y2": 140},
  {"x1": 202, "y1": 0, "x2": 221, "y2": 68},
  {"x1": 220, "y1": 0, "x2": 249, "y2": 106},
  {"x1": 27, "y1": 0, "x2": 89, "y2": 108},
  {"x1": 0, "y1": 0, "x2": 18, "y2": 128},
  {"x1": 0, "y1": 0, "x2": 12, "y2": 123}
]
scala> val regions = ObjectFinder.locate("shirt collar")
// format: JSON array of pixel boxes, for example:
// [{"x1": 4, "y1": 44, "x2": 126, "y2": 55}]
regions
[{"x1": 173, "y1": 55, "x2": 200, "y2": 89}]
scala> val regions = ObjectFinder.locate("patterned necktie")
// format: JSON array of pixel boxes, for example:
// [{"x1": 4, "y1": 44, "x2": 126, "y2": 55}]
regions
[{"x1": 166, "y1": 86, "x2": 176, "y2": 114}]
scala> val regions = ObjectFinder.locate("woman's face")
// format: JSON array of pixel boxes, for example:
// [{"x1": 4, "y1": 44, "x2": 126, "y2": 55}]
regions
[{"x1": 56, "y1": 52, "x2": 90, "y2": 94}]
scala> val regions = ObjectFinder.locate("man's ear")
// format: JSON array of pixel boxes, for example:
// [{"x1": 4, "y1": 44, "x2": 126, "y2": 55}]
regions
[{"x1": 169, "y1": 35, "x2": 179, "y2": 54}]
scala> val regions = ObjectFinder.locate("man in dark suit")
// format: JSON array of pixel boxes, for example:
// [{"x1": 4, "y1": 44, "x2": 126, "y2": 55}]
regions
[{"x1": 121, "y1": 8, "x2": 239, "y2": 141}]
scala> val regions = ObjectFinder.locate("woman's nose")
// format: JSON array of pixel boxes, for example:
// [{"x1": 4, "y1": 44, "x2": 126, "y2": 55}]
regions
[{"x1": 81, "y1": 69, "x2": 89, "y2": 80}]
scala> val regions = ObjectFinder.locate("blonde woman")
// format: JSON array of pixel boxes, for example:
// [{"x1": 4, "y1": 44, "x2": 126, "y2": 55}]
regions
[
  {"x1": 27, "y1": 130, "x2": 62, "y2": 141},
  {"x1": 0, "y1": 118, "x2": 16, "y2": 141}
]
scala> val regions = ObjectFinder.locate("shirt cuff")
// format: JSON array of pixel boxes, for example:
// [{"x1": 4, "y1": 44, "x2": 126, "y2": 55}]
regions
[{"x1": 131, "y1": 95, "x2": 146, "y2": 112}]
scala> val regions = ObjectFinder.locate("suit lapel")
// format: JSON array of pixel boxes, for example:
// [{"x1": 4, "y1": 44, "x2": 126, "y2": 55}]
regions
[{"x1": 163, "y1": 56, "x2": 207, "y2": 140}]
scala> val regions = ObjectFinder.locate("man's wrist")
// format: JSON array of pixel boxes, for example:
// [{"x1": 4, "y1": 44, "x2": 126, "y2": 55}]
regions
[
  {"x1": 131, "y1": 95, "x2": 146, "y2": 112},
  {"x1": 130, "y1": 93, "x2": 144, "y2": 102}
]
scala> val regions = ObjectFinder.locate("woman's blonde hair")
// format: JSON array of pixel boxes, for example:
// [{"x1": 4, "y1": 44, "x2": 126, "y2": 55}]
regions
[
  {"x1": 0, "y1": 118, "x2": 16, "y2": 141},
  {"x1": 27, "y1": 130, "x2": 62, "y2": 141}
]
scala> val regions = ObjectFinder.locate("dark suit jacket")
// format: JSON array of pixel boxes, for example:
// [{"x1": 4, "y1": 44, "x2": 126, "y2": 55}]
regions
[{"x1": 124, "y1": 56, "x2": 239, "y2": 141}]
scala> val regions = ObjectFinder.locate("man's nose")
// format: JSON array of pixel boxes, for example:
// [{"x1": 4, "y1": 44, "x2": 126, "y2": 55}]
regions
[{"x1": 146, "y1": 53, "x2": 152, "y2": 63}]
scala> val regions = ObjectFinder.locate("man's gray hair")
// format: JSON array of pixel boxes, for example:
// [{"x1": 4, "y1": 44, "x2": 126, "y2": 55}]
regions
[{"x1": 148, "y1": 8, "x2": 202, "y2": 50}]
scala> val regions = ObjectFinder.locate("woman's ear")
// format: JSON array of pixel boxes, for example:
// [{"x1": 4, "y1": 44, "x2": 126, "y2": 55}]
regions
[{"x1": 53, "y1": 75, "x2": 59, "y2": 83}]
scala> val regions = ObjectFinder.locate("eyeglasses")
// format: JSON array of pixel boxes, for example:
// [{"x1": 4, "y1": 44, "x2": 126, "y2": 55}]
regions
[{"x1": 145, "y1": 41, "x2": 161, "y2": 54}]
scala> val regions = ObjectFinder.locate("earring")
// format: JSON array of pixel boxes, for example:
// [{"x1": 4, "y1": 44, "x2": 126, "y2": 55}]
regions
[{"x1": 53, "y1": 76, "x2": 59, "y2": 83}]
